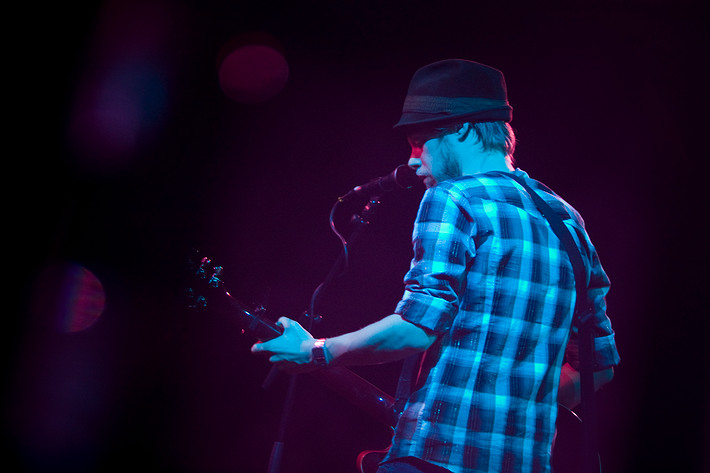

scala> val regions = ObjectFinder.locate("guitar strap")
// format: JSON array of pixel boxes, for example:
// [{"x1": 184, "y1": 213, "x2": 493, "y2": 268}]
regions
[
  {"x1": 393, "y1": 172, "x2": 599, "y2": 472},
  {"x1": 503, "y1": 172, "x2": 600, "y2": 473},
  {"x1": 394, "y1": 354, "x2": 421, "y2": 415}
]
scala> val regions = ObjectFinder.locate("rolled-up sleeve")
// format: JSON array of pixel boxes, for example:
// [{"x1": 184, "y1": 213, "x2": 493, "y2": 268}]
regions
[
  {"x1": 395, "y1": 186, "x2": 474, "y2": 335},
  {"x1": 565, "y1": 242, "x2": 621, "y2": 370}
]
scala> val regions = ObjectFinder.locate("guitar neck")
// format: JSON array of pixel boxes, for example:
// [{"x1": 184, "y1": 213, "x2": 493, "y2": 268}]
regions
[
  {"x1": 309, "y1": 367, "x2": 397, "y2": 427},
  {"x1": 209, "y1": 288, "x2": 398, "y2": 427}
]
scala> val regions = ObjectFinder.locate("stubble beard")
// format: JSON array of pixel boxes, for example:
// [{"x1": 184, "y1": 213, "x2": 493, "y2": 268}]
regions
[{"x1": 434, "y1": 141, "x2": 462, "y2": 183}]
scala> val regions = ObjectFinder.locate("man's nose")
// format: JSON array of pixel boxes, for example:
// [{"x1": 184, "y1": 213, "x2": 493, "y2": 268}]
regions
[{"x1": 408, "y1": 153, "x2": 421, "y2": 169}]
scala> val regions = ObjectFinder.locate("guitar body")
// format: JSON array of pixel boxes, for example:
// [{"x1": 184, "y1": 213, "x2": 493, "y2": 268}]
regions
[
  {"x1": 186, "y1": 252, "x2": 599, "y2": 473},
  {"x1": 357, "y1": 446, "x2": 390, "y2": 473},
  {"x1": 553, "y1": 406, "x2": 601, "y2": 473}
]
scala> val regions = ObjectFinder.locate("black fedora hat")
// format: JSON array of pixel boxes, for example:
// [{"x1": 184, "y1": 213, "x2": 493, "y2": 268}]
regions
[{"x1": 394, "y1": 59, "x2": 513, "y2": 129}]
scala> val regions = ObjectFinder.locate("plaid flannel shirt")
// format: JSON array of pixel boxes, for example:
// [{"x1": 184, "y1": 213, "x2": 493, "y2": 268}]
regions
[{"x1": 383, "y1": 169, "x2": 620, "y2": 473}]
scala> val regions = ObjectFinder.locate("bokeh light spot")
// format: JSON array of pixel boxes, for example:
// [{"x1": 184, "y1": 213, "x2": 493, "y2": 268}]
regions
[
  {"x1": 65, "y1": 0, "x2": 181, "y2": 173},
  {"x1": 31, "y1": 262, "x2": 106, "y2": 333},
  {"x1": 218, "y1": 43, "x2": 289, "y2": 104}
]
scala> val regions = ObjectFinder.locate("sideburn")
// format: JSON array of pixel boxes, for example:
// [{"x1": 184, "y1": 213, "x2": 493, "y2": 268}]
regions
[{"x1": 437, "y1": 137, "x2": 462, "y2": 181}]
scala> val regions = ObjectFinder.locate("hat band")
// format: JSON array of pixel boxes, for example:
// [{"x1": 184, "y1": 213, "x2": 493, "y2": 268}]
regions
[{"x1": 402, "y1": 95, "x2": 510, "y2": 114}]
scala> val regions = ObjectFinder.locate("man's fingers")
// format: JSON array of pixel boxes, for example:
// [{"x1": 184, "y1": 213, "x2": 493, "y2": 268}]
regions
[
  {"x1": 251, "y1": 317, "x2": 295, "y2": 354},
  {"x1": 251, "y1": 341, "x2": 270, "y2": 354}
]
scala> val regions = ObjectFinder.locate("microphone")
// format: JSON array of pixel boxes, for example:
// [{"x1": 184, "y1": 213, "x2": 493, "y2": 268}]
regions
[{"x1": 338, "y1": 165, "x2": 421, "y2": 202}]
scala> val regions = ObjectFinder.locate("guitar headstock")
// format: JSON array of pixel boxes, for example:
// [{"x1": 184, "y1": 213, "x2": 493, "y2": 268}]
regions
[
  {"x1": 185, "y1": 249, "x2": 225, "y2": 310},
  {"x1": 183, "y1": 249, "x2": 279, "y2": 340}
]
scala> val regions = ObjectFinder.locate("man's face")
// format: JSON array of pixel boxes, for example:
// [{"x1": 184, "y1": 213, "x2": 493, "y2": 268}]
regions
[{"x1": 407, "y1": 128, "x2": 462, "y2": 188}]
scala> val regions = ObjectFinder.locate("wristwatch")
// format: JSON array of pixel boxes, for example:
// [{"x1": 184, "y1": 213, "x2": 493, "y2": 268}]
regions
[{"x1": 311, "y1": 338, "x2": 328, "y2": 367}]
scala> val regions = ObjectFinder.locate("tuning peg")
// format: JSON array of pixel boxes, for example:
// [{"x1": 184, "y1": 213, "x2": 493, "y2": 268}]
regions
[
  {"x1": 186, "y1": 289, "x2": 207, "y2": 309},
  {"x1": 195, "y1": 257, "x2": 210, "y2": 279},
  {"x1": 254, "y1": 304, "x2": 266, "y2": 316},
  {"x1": 300, "y1": 311, "x2": 323, "y2": 327},
  {"x1": 251, "y1": 287, "x2": 271, "y2": 317},
  {"x1": 208, "y1": 266, "x2": 223, "y2": 288}
]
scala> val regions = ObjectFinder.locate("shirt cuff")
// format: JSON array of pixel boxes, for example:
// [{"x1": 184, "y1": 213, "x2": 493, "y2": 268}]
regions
[
  {"x1": 565, "y1": 332, "x2": 620, "y2": 371},
  {"x1": 395, "y1": 292, "x2": 455, "y2": 335}
]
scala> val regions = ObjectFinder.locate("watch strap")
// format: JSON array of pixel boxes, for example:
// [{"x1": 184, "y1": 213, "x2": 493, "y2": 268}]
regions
[{"x1": 311, "y1": 338, "x2": 328, "y2": 367}]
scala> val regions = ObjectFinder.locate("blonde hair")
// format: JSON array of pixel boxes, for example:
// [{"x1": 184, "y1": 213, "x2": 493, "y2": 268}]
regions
[
  {"x1": 468, "y1": 121, "x2": 516, "y2": 157},
  {"x1": 434, "y1": 120, "x2": 517, "y2": 166}
]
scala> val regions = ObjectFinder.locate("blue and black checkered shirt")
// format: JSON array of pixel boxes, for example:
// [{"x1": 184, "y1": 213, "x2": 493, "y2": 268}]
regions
[{"x1": 384, "y1": 169, "x2": 620, "y2": 473}]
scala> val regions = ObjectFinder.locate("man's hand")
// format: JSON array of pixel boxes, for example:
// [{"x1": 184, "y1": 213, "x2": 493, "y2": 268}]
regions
[
  {"x1": 251, "y1": 317, "x2": 317, "y2": 372},
  {"x1": 558, "y1": 362, "x2": 614, "y2": 409}
]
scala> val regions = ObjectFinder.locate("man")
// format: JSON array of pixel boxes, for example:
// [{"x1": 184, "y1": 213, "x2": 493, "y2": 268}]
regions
[{"x1": 252, "y1": 59, "x2": 620, "y2": 473}]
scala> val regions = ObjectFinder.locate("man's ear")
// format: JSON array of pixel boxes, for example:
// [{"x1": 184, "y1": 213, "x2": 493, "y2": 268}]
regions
[{"x1": 456, "y1": 122, "x2": 473, "y2": 142}]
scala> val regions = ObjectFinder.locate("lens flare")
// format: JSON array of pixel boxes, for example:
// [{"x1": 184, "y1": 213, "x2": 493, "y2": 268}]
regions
[{"x1": 30, "y1": 262, "x2": 106, "y2": 333}]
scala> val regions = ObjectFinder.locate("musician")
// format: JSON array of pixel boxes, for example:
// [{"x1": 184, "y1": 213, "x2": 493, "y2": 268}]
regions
[{"x1": 252, "y1": 59, "x2": 620, "y2": 473}]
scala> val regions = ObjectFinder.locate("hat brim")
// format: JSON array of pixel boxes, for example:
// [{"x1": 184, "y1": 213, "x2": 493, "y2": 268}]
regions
[{"x1": 394, "y1": 107, "x2": 512, "y2": 130}]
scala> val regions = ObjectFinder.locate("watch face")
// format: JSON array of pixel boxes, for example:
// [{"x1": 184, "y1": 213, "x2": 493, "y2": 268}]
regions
[{"x1": 312, "y1": 339, "x2": 327, "y2": 366}]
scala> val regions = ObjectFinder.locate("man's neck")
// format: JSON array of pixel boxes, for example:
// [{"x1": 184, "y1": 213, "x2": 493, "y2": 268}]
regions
[{"x1": 460, "y1": 151, "x2": 513, "y2": 175}]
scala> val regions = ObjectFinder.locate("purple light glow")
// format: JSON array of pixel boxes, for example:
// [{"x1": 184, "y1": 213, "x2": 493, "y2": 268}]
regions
[
  {"x1": 218, "y1": 44, "x2": 289, "y2": 104},
  {"x1": 66, "y1": 0, "x2": 180, "y2": 172}
]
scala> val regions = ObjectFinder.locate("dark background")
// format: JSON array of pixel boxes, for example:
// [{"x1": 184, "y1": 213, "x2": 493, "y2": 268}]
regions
[{"x1": 5, "y1": 1, "x2": 708, "y2": 472}]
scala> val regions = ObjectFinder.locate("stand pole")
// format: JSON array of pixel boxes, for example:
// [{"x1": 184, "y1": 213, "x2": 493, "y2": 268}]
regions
[{"x1": 265, "y1": 196, "x2": 383, "y2": 473}]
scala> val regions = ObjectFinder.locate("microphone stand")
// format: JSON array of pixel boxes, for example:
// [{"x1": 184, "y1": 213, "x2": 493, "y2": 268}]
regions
[{"x1": 265, "y1": 195, "x2": 383, "y2": 473}]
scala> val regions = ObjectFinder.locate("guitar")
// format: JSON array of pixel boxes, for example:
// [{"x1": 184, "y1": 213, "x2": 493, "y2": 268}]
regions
[
  {"x1": 184, "y1": 251, "x2": 397, "y2": 421},
  {"x1": 185, "y1": 252, "x2": 598, "y2": 473}
]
